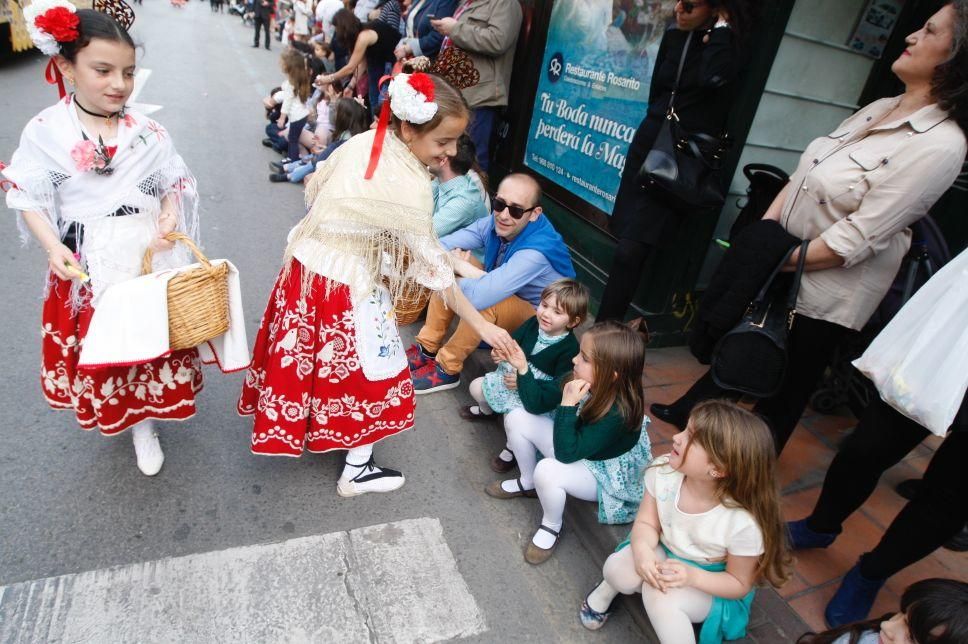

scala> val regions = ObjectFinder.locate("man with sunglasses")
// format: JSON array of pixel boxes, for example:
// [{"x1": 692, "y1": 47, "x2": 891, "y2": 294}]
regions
[{"x1": 410, "y1": 174, "x2": 577, "y2": 394}]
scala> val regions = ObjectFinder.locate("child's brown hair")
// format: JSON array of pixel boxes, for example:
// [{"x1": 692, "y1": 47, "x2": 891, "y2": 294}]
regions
[
  {"x1": 686, "y1": 400, "x2": 793, "y2": 587},
  {"x1": 576, "y1": 319, "x2": 649, "y2": 430},
  {"x1": 541, "y1": 279, "x2": 589, "y2": 329},
  {"x1": 281, "y1": 48, "x2": 312, "y2": 103}
]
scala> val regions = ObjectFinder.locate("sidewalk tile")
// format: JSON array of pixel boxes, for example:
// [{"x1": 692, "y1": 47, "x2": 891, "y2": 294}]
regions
[
  {"x1": 884, "y1": 553, "x2": 962, "y2": 596},
  {"x1": 777, "y1": 428, "x2": 834, "y2": 490},
  {"x1": 789, "y1": 585, "x2": 900, "y2": 634},
  {"x1": 858, "y1": 485, "x2": 906, "y2": 530},
  {"x1": 776, "y1": 571, "x2": 810, "y2": 599}
]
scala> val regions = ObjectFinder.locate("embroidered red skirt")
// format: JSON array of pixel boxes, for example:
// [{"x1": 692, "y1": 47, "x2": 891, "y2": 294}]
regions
[
  {"x1": 42, "y1": 276, "x2": 203, "y2": 435},
  {"x1": 238, "y1": 260, "x2": 415, "y2": 456}
]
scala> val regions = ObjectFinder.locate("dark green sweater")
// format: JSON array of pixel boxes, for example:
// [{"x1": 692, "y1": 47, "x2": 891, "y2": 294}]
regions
[
  {"x1": 512, "y1": 317, "x2": 579, "y2": 415},
  {"x1": 553, "y1": 404, "x2": 640, "y2": 464}
]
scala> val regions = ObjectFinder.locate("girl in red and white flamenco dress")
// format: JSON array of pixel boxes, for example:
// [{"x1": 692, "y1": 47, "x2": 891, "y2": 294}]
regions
[
  {"x1": 239, "y1": 73, "x2": 514, "y2": 496},
  {"x1": 2, "y1": 5, "x2": 203, "y2": 476}
]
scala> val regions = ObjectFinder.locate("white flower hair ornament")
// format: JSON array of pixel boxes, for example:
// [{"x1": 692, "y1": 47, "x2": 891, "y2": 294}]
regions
[
  {"x1": 23, "y1": 0, "x2": 81, "y2": 56},
  {"x1": 364, "y1": 72, "x2": 440, "y2": 180},
  {"x1": 386, "y1": 73, "x2": 439, "y2": 125}
]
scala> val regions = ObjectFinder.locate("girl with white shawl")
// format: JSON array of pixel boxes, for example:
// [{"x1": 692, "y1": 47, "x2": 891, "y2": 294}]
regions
[
  {"x1": 238, "y1": 72, "x2": 514, "y2": 496},
  {"x1": 2, "y1": 4, "x2": 202, "y2": 476}
]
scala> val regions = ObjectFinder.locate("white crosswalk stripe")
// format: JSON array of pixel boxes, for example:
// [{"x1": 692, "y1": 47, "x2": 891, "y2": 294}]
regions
[{"x1": 0, "y1": 517, "x2": 487, "y2": 643}]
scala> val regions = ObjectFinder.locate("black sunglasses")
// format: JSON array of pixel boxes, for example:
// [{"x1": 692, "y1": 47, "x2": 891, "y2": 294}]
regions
[
  {"x1": 680, "y1": 0, "x2": 705, "y2": 13},
  {"x1": 492, "y1": 195, "x2": 537, "y2": 220}
]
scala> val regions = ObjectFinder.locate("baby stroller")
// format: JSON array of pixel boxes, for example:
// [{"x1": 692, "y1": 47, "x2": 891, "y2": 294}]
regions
[{"x1": 810, "y1": 216, "x2": 952, "y2": 417}]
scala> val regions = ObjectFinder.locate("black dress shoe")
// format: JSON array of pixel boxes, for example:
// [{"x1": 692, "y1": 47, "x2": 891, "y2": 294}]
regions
[
  {"x1": 649, "y1": 403, "x2": 688, "y2": 428},
  {"x1": 944, "y1": 524, "x2": 968, "y2": 552},
  {"x1": 269, "y1": 160, "x2": 285, "y2": 172},
  {"x1": 268, "y1": 172, "x2": 289, "y2": 182},
  {"x1": 895, "y1": 478, "x2": 923, "y2": 501},
  {"x1": 261, "y1": 138, "x2": 277, "y2": 149}
]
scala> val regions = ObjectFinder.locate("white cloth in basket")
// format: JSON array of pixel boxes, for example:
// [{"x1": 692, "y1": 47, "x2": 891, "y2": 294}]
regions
[{"x1": 78, "y1": 259, "x2": 249, "y2": 372}]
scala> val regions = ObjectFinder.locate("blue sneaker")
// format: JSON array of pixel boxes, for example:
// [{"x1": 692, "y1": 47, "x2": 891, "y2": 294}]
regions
[
  {"x1": 787, "y1": 518, "x2": 838, "y2": 550},
  {"x1": 412, "y1": 361, "x2": 460, "y2": 394},
  {"x1": 824, "y1": 561, "x2": 886, "y2": 628}
]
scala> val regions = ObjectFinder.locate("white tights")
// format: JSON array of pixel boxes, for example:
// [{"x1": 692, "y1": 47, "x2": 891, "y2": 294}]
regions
[
  {"x1": 503, "y1": 408, "x2": 555, "y2": 488},
  {"x1": 531, "y1": 457, "x2": 598, "y2": 548},
  {"x1": 595, "y1": 545, "x2": 712, "y2": 644},
  {"x1": 468, "y1": 376, "x2": 495, "y2": 415}
]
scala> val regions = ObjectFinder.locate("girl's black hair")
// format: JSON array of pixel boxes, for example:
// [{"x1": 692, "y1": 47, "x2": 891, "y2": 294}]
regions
[
  {"x1": 331, "y1": 8, "x2": 362, "y2": 50},
  {"x1": 59, "y1": 9, "x2": 135, "y2": 62},
  {"x1": 904, "y1": 578, "x2": 968, "y2": 644},
  {"x1": 797, "y1": 578, "x2": 968, "y2": 644}
]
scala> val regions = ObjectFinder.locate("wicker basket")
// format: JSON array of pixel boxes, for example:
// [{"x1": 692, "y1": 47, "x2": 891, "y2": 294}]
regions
[
  {"x1": 142, "y1": 232, "x2": 230, "y2": 351},
  {"x1": 388, "y1": 250, "x2": 432, "y2": 326}
]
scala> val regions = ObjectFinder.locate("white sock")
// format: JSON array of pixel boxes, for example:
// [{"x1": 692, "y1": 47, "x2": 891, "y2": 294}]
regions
[
  {"x1": 132, "y1": 419, "x2": 156, "y2": 438},
  {"x1": 500, "y1": 478, "x2": 533, "y2": 493},
  {"x1": 341, "y1": 444, "x2": 374, "y2": 480},
  {"x1": 587, "y1": 579, "x2": 619, "y2": 613},
  {"x1": 498, "y1": 448, "x2": 514, "y2": 462},
  {"x1": 531, "y1": 522, "x2": 561, "y2": 549}
]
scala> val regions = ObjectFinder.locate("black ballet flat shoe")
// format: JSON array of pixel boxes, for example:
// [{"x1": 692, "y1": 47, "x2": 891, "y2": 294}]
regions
[{"x1": 649, "y1": 403, "x2": 688, "y2": 429}]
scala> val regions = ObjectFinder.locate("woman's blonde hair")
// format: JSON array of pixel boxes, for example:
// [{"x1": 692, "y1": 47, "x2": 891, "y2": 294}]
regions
[
  {"x1": 576, "y1": 320, "x2": 648, "y2": 430},
  {"x1": 685, "y1": 400, "x2": 793, "y2": 587},
  {"x1": 281, "y1": 48, "x2": 312, "y2": 103},
  {"x1": 389, "y1": 74, "x2": 470, "y2": 134}
]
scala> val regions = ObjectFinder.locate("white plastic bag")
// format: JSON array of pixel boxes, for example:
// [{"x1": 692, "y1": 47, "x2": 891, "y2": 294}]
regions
[{"x1": 853, "y1": 247, "x2": 968, "y2": 436}]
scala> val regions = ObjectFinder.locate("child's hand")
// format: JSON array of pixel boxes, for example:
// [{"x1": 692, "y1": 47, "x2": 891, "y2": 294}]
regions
[
  {"x1": 561, "y1": 378, "x2": 590, "y2": 406},
  {"x1": 633, "y1": 548, "x2": 662, "y2": 590},
  {"x1": 149, "y1": 210, "x2": 177, "y2": 252},
  {"x1": 503, "y1": 372, "x2": 518, "y2": 390},
  {"x1": 655, "y1": 560, "x2": 693, "y2": 591},
  {"x1": 490, "y1": 348, "x2": 505, "y2": 364},
  {"x1": 505, "y1": 341, "x2": 528, "y2": 374},
  {"x1": 46, "y1": 243, "x2": 83, "y2": 281}
]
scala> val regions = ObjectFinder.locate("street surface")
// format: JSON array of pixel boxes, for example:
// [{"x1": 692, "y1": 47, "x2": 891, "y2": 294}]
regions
[{"x1": 0, "y1": 3, "x2": 648, "y2": 642}]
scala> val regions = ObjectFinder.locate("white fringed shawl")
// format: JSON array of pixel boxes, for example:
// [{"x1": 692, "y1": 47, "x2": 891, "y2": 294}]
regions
[
  {"x1": 3, "y1": 96, "x2": 199, "y2": 309},
  {"x1": 286, "y1": 128, "x2": 455, "y2": 306}
]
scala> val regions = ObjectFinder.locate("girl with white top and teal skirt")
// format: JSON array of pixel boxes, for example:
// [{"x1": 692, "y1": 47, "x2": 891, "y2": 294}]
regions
[{"x1": 580, "y1": 400, "x2": 792, "y2": 643}]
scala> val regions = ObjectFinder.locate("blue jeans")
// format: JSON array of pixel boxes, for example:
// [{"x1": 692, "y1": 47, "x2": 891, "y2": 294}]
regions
[
  {"x1": 285, "y1": 117, "x2": 308, "y2": 161},
  {"x1": 264, "y1": 121, "x2": 287, "y2": 154},
  {"x1": 288, "y1": 161, "x2": 315, "y2": 183},
  {"x1": 469, "y1": 107, "x2": 498, "y2": 171},
  {"x1": 367, "y1": 60, "x2": 391, "y2": 119}
]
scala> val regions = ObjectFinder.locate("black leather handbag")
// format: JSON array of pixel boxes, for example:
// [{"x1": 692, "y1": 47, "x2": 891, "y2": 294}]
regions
[
  {"x1": 710, "y1": 240, "x2": 810, "y2": 398},
  {"x1": 637, "y1": 31, "x2": 729, "y2": 210}
]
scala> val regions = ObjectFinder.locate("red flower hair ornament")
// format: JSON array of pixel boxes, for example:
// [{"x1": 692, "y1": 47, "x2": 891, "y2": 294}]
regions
[
  {"x1": 24, "y1": 0, "x2": 80, "y2": 56},
  {"x1": 365, "y1": 72, "x2": 441, "y2": 180}
]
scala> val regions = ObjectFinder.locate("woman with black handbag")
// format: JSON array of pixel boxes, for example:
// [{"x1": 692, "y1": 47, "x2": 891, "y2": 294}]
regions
[
  {"x1": 651, "y1": 1, "x2": 968, "y2": 456},
  {"x1": 597, "y1": 0, "x2": 754, "y2": 322}
]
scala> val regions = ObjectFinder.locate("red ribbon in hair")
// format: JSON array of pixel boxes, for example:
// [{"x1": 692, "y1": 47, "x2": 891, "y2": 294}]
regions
[
  {"x1": 364, "y1": 74, "x2": 394, "y2": 180},
  {"x1": 45, "y1": 59, "x2": 67, "y2": 99}
]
